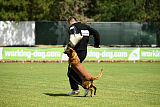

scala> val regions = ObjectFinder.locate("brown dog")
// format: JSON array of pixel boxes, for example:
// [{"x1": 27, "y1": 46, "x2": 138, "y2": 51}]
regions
[{"x1": 64, "y1": 47, "x2": 103, "y2": 97}]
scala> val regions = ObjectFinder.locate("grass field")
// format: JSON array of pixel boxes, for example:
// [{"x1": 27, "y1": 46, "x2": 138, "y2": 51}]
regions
[{"x1": 0, "y1": 62, "x2": 160, "y2": 107}]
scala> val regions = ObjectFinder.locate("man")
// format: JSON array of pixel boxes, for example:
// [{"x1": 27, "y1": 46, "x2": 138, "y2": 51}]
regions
[{"x1": 67, "y1": 16, "x2": 100, "y2": 96}]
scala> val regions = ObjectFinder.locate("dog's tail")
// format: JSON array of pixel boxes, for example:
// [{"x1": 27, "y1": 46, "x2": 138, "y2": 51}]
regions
[{"x1": 91, "y1": 69, "x2": 103, "y2": 80}]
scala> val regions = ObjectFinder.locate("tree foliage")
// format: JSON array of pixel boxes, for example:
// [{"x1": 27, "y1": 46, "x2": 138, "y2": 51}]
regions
[
  {"x1": 89, "y1": 0, "x2": 160, "y2": 22},
  {"x1": 0, "y1": 0, "x2": 159, "y2": 22}
]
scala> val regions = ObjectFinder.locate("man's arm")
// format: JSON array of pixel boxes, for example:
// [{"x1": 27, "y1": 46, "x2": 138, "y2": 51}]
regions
[
  {"x1": 87, "y1": 25, "x2": 100, "y2": 48},
  {"x1": 67, "y1": 25, "x2": 82, "y2": 48},
  {"x1": 69, "y1": 25, "x2": 77, "y2": 34}
]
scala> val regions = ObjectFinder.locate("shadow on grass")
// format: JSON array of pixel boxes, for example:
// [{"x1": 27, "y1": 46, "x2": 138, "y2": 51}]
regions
[
  {"x1": 73, "y1": 96, "x2": 84, "y2": 97},
  {"x1": 43, "y1": 93, "x2": 85, "y2": 97},
  {"x1": 43, "y1": 93, "x2": 69, "y2": 97}
]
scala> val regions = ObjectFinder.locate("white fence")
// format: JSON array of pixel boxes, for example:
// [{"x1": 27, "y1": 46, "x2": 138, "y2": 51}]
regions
[{"x1": 0, "y1": 21, "x2": 35, "y2": 46}]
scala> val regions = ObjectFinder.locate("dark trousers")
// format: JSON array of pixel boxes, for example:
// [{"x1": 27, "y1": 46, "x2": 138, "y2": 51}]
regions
[{"x1": 67, "y1": 50, "x2": 87, "y2": 90}]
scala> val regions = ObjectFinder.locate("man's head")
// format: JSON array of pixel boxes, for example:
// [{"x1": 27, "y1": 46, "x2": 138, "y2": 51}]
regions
[{"x1": 67, "y1": 16, "x2": 77, "y2": 26}]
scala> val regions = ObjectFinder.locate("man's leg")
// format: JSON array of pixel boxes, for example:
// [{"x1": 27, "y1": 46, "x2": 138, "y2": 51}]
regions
[
  {"x1": 67, "y1": 66, "x2": 82, "y2": 95},
  {"x1": 68, "y1": 66, "x2": 82, "y2": 90}
]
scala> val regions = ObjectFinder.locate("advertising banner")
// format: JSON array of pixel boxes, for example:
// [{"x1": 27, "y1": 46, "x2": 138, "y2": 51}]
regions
[
  {"x1": 140, "y1": 48, "x2": 160, "y2": 60},
  {"x1": 2, "y1": 47, "x2": 68, "y2": 60},
  {"x1": 0, "y1": 47, "x2": 3, "y2": 59},
  {"x1": 86, "y1": 48, "x2": 140, "y2": 60},
  {"x1": 1, "y1": 47, "x2": 160, "y2": 61}
]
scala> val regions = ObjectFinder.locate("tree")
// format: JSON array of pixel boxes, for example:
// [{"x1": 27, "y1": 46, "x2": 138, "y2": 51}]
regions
[
  {"x1": 87, "y1": 0, "x2": 160, "y2": 22},
  {"x1": 0, "y1": 0, "x2": 92, "y2": 21},
  {"x1": 0, "y1": 0, "x2": 159, "y2": 22},
  {"x1": 0, "y1": 0, "x2": 29, "y2": 21}
]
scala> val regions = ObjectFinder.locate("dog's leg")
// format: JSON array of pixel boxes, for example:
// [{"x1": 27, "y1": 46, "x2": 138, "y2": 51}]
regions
[
  {"x1": 89, "y1": 88, "x2": 93, "y2": 97},
  {"x1": 93, "y1": 85, "x2": 97, "y2": 95}
]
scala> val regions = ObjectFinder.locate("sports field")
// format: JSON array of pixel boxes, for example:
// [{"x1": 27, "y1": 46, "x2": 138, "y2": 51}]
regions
[{"x1": 0, "y1": 62, "x2": 160, "y2": 107}]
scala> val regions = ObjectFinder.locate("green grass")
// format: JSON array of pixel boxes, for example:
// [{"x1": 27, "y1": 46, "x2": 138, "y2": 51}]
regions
[{"x1": 0, "y1": 62, "x2": 160, "y2": 107}]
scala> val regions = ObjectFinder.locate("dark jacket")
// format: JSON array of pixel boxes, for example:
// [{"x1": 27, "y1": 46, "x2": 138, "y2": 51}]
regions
[{"x1": 69, "y1": 22, "x2": 100, "y2": 51}]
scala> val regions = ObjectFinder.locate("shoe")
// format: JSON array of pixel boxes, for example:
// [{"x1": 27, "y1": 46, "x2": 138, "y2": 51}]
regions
[
  {"x1": 68, "y1": 90, "x2": 80, "y2": 95},
  {"x1": 83, "y1": 89, "x2": 89, "y2": 97}
]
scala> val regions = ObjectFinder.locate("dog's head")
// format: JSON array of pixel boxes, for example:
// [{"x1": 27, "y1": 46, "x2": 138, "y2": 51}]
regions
[{"x1": 64, "y1": 46, "x2": 75, "y2": 58}]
